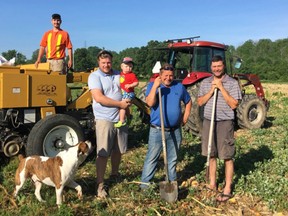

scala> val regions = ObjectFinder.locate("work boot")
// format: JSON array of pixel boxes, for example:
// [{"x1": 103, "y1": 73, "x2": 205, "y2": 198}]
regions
[{"x1": 97, "y1": 183, "x2": 108, "y2": 198}]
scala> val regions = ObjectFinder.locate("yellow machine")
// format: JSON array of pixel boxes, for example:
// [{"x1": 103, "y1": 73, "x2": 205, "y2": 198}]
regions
[
  {"x1": 0, "y1": 63, "x2": 94, "y2": 157},
  {"x1": 0, "y1": 63, "x2": 150, "y2": 158}
]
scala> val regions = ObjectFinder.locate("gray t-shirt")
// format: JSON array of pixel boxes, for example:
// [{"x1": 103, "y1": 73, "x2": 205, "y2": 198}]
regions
[
  {"x1": 198, "y1": 74, "x2": 242, "y2": 121},
  {"x1": 88, "y1": 68, "x2": 122, "y2": 122}
]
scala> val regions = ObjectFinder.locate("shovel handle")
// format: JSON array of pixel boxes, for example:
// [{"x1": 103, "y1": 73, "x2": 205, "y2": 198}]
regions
[
  {"x1": 206, "y1": 88, "x2": 218, "y2": 180},
  {"x1": 158, "y1": 87, "x2": 169, "y2": 182}
]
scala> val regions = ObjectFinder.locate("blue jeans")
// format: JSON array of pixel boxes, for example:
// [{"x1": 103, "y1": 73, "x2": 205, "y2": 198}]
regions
[{"x1": 140, "y1": 127, "x2": 182, "y2": 188}]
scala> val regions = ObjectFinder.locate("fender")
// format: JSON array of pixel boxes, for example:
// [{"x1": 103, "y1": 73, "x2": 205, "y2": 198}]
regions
[
  {"x1": 182, "y1": 72, "x2": 212, "y2": 86},
  {"x1": 149, "y1": 73, "x2": 159, "y2": 82}
]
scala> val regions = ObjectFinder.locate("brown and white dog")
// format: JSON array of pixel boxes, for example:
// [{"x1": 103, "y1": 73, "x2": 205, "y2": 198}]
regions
[{"x1": 14, "y1": 140, "x2": 92, "y2": 206}]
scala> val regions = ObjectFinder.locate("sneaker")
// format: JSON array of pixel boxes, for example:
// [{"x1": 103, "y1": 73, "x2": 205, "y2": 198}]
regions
[
  {"x1": 114, "y1": 121, "x2": 126, "y2": 128},
  {"x1": 97, "y1": 183, "x2": 108, "y2": 198}
]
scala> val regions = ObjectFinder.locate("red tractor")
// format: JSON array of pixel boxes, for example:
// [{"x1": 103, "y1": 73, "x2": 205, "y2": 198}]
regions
[{"x1": 135, "y1": 36, "x2": 269, "y2": 136}]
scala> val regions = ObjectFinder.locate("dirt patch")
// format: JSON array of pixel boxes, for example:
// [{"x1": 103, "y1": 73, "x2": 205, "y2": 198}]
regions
[{"x1": 262, "y1": 83, "x2": 288, "y2": 96}]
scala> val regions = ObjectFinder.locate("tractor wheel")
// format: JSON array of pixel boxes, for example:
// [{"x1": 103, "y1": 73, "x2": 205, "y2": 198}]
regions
[
  {"x1": 236, "y1": 94, "x2": 267, "y2": 129},
  {"x1": 138, "y1": 84, "x2": 147, "y2": 102},
  {"x1": 26, "y1": 114, "x2": 84, "y2": 157},
  {"x1": 185, "y1": 82, "x2": 204, "y2": 136},
  {"x1": 137, "y1": 84, "x2": 151, "y2": 123}
]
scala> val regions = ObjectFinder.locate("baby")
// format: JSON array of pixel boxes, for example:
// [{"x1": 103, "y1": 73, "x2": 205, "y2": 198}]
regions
[{"x1": 115, "y1": 57, "x2": 139, "y2": 127}]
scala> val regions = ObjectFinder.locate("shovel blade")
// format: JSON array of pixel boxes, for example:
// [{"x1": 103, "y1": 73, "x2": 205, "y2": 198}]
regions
[{"x1": 159, "y1": 181, "x2": 178, "y2": 203}]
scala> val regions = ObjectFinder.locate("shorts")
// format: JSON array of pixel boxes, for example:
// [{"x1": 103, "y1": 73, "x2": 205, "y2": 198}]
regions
[
  {"x1": 122, "y1": 91, "x2": 135, "y2": 100},
  {"x1": 47, "y1": 59, "x2": 66, "y2": 74},
  {"x1": 95, "y1": 119, "x2": 128, "y2": 157},
  {"x1": 201, "y1": 118, "x2": 235, "y2": 160}
]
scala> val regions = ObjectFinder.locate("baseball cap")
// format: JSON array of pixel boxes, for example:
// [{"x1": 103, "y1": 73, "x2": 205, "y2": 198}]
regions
[
  {"x1": 122, "y1": 57, "x2": 134, "y2": 64},
  {"x1": 52, "y1": 13, "x2": 61, "y2": 20}
]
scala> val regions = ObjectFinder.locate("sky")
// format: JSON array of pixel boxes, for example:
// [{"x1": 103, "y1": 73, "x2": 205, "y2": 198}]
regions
[{"x1": 1, "y1": 0, "x2": 288, "y2": 59}]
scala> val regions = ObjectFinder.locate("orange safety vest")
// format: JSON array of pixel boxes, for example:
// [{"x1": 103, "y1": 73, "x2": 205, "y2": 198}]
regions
[{"x1": 40, "y1": 29, "x2": 72, "y2": 59}]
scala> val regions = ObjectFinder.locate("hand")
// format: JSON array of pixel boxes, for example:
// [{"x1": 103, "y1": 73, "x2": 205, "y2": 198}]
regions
[
  {"x1": 35, "y1": 60, "x2": 39, "y2": 69},
  {"x1": 212, "y1": 79, "x2": 223, "y2": 90},
  {"x1": 182, "y1": 114, "x2": 189, "y2": 126},
  {"x1": 125, "y1": 84, "x2": 131, "y2": 89},
  {"x1": 153, "y1": 76, "x2": 162, "y2": 89},
  {"x1": 67, "y1": 60, "x2": 73, "y2": 69},
  {"x1": 120, "y1": 99, "x2": 131, "y2": 109},
  {"x1": 182, "y1": 119, "x2": 188, "y2": 126}
]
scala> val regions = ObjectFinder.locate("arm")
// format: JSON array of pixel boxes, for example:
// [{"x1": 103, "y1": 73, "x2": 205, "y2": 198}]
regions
[
  {"x1": 90, "y1": 88, "x2": 130, "y2": 109},
  {"x1": 35, "y1": 46, "x2": 45, "y2": 68},
  {"x1": 197, "y1": 79, "x2": 238, "y2": 109},
  {"x1": 125, "y1": 81, "x2": 139, "y2": 89},
  {"x1": 145, "y1": 77, "x2": 161, "y2": 107},
  {"x1": 182, "y1": 99, "x2": 192, "y2": 125},
  {"x1": 217, "y1": 84, "x2": 239, "y2": 109},
  {"x1": 67, "y1": 48, "x2": 73, "y2": 69},
  {"x1": 197, "y1": 85, "x2": 216, "y2": 106},
  {"x1": 214, "y1": 79, "x2": 238, "y2": 109}
]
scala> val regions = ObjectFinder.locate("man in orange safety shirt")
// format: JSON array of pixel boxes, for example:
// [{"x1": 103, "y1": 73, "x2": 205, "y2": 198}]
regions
[{"x1": 35, "y1": 13, "x2": 73, "y2": 74}]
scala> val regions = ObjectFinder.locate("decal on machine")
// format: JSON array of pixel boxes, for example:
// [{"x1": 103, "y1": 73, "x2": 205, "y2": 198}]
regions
[{"x1": 37, "y1": 84, "x2": 57, "y2": 96}]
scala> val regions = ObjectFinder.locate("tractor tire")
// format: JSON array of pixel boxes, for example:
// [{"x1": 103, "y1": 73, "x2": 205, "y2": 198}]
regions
[
  {"x1": 236, "y1": 94, "x2": 267, "y2": 129},
  {"x1": 138, "y1": 84, "x2": 147, "y2": 102},
  {"x1": 26, "y1": 114, "x2": 84, "y2": 157},
  {"x1": 137, "y1": 84, "x2": 151, "y2": 123},
  {"x1": 185, "y1": 82, "x2": 204, "y2": 136}
]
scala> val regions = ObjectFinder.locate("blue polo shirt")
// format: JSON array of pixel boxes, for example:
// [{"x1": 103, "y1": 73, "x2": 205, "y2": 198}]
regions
[
  {"x1": 146, "y1": 81, "x2": 191, "y2": 128},
  {"x1": 88, "y1": 68, "x2": 122, "y2": 122}
]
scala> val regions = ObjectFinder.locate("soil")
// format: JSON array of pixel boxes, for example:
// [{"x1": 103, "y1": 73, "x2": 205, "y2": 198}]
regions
[{"x1": 262, "y1": 83, "x2": 288, "y2": 96}]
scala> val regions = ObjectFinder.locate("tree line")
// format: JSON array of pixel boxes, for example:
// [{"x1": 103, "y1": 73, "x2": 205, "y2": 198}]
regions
[{"x1": 1, "y1": 38, "x2": 288, "y2": 81}]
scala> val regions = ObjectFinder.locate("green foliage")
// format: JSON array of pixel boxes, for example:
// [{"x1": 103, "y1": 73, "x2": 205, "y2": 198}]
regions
[
  {"x1": 2, "y1": 38, "x2": 288, "y2": 81},
  {"x1": 235, "y1": 38, "x2": 288, "y2": 81},
  {"x1": 73, "y1": 48, "x2": 96, "y2": 71}
]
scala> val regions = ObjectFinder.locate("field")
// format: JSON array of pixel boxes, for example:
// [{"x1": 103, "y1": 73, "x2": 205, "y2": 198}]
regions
[{"x1": 0, "y1": 83, "x2": 288, "y2": 216}]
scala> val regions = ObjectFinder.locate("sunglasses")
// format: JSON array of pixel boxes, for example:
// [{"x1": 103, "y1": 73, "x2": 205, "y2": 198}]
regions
[
  {"x1": 160, "y1": 66, "x2": 174, "y2": 71},
  {"x1": 97, "y1": 50, "x2": 113, "y2": 59}
]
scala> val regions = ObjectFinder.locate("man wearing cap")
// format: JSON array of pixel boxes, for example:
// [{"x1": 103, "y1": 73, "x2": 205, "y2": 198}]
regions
[
  {"x1": 114, "y1": 57, "x2": 139, "y2": 128},
  {"x1": 35, "y1": 13, "x2": 73, "y2": 74}
]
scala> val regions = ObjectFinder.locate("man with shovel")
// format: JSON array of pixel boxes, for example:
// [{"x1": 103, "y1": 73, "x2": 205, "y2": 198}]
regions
[
  {"x1": 140, "y1": 63, "x2": 192, "y2": 198},
  {"x1": 198, "y1": 55, "x2": 242, "y2": 202}
]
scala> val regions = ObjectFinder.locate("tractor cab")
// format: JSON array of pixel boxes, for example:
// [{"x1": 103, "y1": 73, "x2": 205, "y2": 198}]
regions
[{"x1": 150, "y1": 36, "x2": 229, "y2": 85}]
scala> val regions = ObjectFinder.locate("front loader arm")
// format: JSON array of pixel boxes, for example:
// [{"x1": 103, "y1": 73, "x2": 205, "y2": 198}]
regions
[{"x1": 233, "y1": 73, "x2": 269, "y2": 108}]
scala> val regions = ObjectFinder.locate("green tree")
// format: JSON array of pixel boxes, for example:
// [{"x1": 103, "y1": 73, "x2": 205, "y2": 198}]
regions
[
  {"x1": 73, "y1": 48, "x2": 95, "y2": 71},
  {"x1": 2, "y1": 50, "x2": 27, "y2": 65}
]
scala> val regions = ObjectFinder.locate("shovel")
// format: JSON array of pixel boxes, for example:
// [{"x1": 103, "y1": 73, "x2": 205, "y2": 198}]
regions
[
  {"x1": 158, "y1": 87, "x2": 178, "y2": 203},
  {"x1": 206, "y1": 88, "x2": 218, "y2": 182}
]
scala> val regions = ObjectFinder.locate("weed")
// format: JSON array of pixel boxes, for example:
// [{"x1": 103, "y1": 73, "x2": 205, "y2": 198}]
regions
[{"x1": 1, "y1": 85, "x2": 288, "y2": 215}]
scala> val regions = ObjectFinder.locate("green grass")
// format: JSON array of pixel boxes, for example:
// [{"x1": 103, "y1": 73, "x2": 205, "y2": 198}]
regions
[{"x1": 0, "y1": 86, "x2": 288, "y2": 215}]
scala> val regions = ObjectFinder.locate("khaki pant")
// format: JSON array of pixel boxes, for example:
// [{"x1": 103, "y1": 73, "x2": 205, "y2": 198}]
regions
[
  {"x1": 201, "y1": 119, "x2": 235, "y2": 160},
  {"x1": 95, "y1": 119, "x2": 128, "y2": 157},
  {"x1": 47, "y1": 59, "x2": 66, "y2": 74}
]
